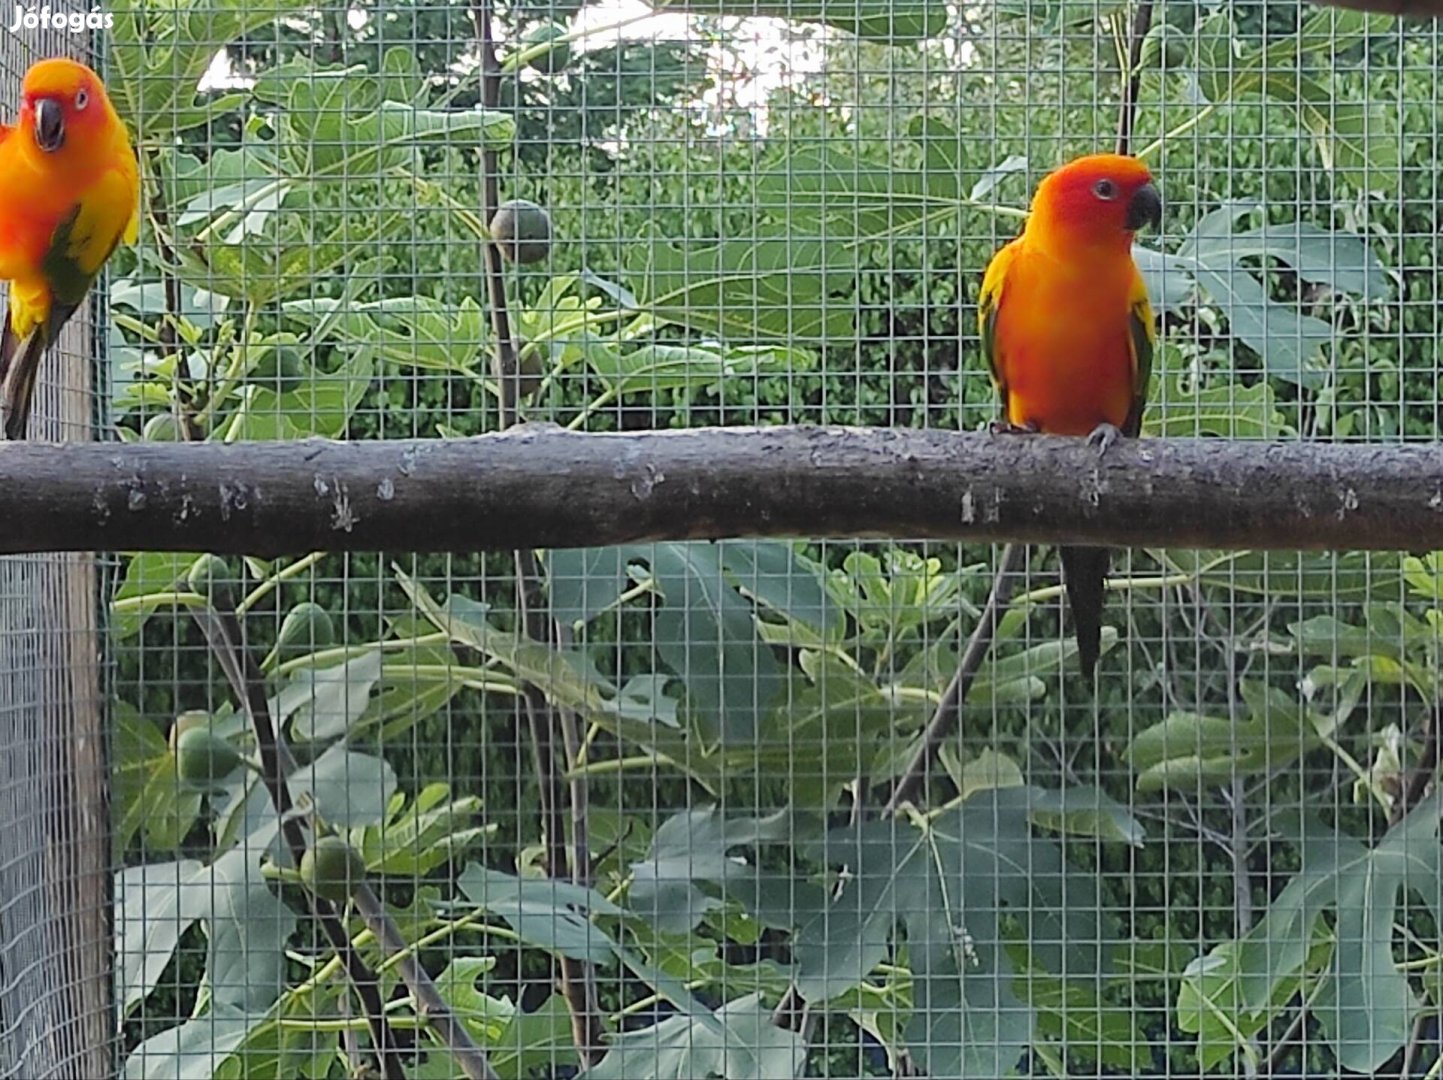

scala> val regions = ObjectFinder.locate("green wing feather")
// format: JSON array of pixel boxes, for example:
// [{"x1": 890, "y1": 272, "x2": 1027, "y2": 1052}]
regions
[
  {"x1": 977, "y1": 240, "x2": 1017, "y2": 416},
  {"x1": 1123, "y1": 268, "x2": 1156, "y2": 437}
]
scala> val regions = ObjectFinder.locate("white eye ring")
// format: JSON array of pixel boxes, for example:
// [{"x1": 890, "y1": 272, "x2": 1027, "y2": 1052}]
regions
[
  {"x1": 74, "y1": 89, "x2": 88, "y2": 110},
  {"x1": 1093, "y1": 178, "x2": 1117, "y2": 200}
]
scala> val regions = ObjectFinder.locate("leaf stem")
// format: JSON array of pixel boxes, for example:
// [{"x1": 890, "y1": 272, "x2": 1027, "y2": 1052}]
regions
[
  {"x1": 612, "y1": 978, "x2": 710, "y2": 1022},
  {"x1": 110, "y1": 591, "x2": 209, "y2": 616},
  {"x1": 499, "y1": 8, "x2": 662, "y2": 73},
  {"x1": 239, "y1": 550, "x2": 328, "y2": 617},
  {"x1": 1136, "y1": 103, "x2": 1219, "y2": 161},
  {"x1": 565, "y1": 753, "x2": 686, "y2": 778},
  {"x1": 1012, "y1": 568, "x2": 1232, "y2": 607},
  {"x1": 1319, "y1": 729, "x2": 1393, "y2": 815},
  {"x1": 566, "y1": 386, "x2": 620, "y2": 430},
  {"x1": 272, "y1": 633, "x2": 452, "y2": 676},
  {"x1": 193, "y1": 178, "x2": 292, "y2": 245}
]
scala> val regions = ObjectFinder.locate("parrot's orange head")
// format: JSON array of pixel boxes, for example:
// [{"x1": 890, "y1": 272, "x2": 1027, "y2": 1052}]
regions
[
  {"x1": 1028, "y1": 153, "x2": 1161, "y2": 253},
  {"x1": 18, "y1": 58, "x2": 112, "y2": 156}
]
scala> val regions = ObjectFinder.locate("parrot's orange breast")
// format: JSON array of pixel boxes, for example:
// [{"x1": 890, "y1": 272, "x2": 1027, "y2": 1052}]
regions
[
  {"x1": 992, "y1": 247, "x2": 1136, "y2": 437},
  {"x1": 0, "y1": 205, "x2": 65, "y2": 269},
  {"x1": 0, "y1": 132, "x2": 95, "y2": 267}
]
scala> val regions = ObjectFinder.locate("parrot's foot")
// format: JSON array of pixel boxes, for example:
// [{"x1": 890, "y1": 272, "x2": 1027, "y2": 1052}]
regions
[
  {"x1": 989, "y1": 419, "x2": 1039, "y2": 436},
  {"x1": 1086, "y1": 422, "x2": 1123, "y2": 458}
]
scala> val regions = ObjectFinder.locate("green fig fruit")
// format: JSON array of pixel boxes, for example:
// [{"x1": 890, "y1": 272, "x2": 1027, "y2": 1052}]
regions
[
  {"x1": 301, "y1": 836, "x2": 368, "y2": 903},
  {"x1": 490, "y1": 199, "x2": 553, "y2": 265}
]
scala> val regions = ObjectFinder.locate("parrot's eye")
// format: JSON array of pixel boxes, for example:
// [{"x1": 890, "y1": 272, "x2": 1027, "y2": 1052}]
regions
[
  {"x1": 74, "y1": 89, "x2": 88, "y2": 111},
  {"x1": 1092, "y1": 179, "x2": 1117, "y2": 201}
]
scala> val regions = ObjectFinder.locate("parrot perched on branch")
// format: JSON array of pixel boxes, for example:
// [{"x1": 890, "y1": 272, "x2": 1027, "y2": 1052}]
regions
[
  {"x1": 0, "y1": 57, "x2": 138, "y2": 440},
  {"x1": 977, "y1": 152, "x2": 1161, "y2": 676}
]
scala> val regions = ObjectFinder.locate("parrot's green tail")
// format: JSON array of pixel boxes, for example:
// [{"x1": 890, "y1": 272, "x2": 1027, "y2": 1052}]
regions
[{"x1": 1059, "y1": 545, "x2": 1110, "y2": 678}]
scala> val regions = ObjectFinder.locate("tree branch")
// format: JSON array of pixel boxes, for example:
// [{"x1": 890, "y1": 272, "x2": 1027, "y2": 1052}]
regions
[
  {"x1": 1392, "y1": 704, "x2": 1440, "y2": 826},
  {"x1": 884, "y1": 542, "x2": 1027, "y2": 813},
  {"x1": 7, "y1": 427, "x2": 1443, "y2": 555},
  {"x1": 466, "y1": 0, "x2": 604, "y2": 1059},
  {"x1": 1398, "y1": 1012, "x2": 1429, "y2": 1078},
  {"x1": 1115, "y1": 0, "x2": 1155, "y2": 156},
  {"x1": 353, "y1": 885, "x2": 499, "y2": 1080},
  {"x1": 1262, "y1": 1000, "x2": 1310, "y2": 1075}
]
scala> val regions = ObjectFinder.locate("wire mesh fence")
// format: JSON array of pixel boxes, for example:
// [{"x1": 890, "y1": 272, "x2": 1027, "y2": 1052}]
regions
[
  {"x1": 0, "y1": 0, "x2": 1435, "y2": 1077},
  {"x1": 0, "y1": 26, "x2": 112, "y2": 1080}
]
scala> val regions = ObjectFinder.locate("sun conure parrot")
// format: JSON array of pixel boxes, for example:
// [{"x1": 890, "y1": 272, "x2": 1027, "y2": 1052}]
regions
[
  {"x1": 977, "y1": 152, "x2": 1161, "y2": 676},
  {"x1": 0, "y1": 57, "x2": 139, "y2": 440}
]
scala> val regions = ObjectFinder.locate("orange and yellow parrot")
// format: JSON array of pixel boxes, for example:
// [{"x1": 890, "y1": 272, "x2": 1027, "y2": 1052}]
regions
[
  {"x1": 0, "y1": 57, "x2": 138, "y2": 440},
  {"x1": 978, "y1": 153, "x2": 1161, "y2": 675}
]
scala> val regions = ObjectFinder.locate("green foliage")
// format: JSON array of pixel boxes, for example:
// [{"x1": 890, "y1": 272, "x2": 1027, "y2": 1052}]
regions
[
  {"x1": 112, "y1": 704, "x2": 203, "y2": 857},
  {"x1": 106, "y1": 0, "x2": 1430, "y2": 1076},
  {"x1": 1179, "y1": 795, "x2": 1441, "y2": 1073},
  {"x1": 580, "y1": 993, "x2": 808, "y2": 1079}
]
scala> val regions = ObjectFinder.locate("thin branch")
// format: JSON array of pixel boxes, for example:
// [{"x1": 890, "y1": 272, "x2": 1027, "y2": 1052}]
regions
[
  {"x1": 353, "y1": 885, "x2": 499, "y2": 1080},
  {"x1": 884, "y1": 542, "x2": 1027, "y2": 813},
  {"x1": 140, "y1": 155, "x2": 203, "y2": 442},
  {"x1": 778, "y1": 545, "x2": 1028, "y2": 1034},
  {"x1": 471, "y1": 9, "x2": 523, "y2": 426},
  {"x1": 1393, "y1": 705, "x2": 1441, "y2": 826},
  {"x1": 8, "y1": 428, "x2": 1443, "y2": 555},
  {"x1": 1116, "y1": 0, "x2": 1156, "y2": 156},
  {"x1": 186, "y1": 596, "x2": 403, "y2": 1080},
  {"x1": 1261, "y1": 998, "x2": 1310, "y2": 1076},
  {"x1": 1190, "y1": 585, "x2": 1254, "y2": 934},
  {"x1": 512, "y1": 552, "x2": 604, "y2": 1060},
  {"x1": 555, "y1": 618, "x2": 595, "y2": 891},
  {"x1": 1399, "y1": 1012, "x2": 1430, "y2": 1078},
  {"x1": 467, "y1": 0, "x2": 604, "y2": 1060},
  {"x1": 1228, "y1": 776, "x2": 1253, "y2": 933}
]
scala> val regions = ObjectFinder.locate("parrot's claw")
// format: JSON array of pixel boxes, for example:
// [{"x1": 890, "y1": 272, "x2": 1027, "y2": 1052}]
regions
[
  {"x1": 989, "y1": 419, "x2": 1039, "y2": 436},
  {"x1": 1086, "y1": 422, "x2": 1123, "y2": 458}
]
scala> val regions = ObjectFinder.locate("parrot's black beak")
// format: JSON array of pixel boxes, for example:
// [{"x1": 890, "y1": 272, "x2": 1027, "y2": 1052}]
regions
[
  {"x1": 1126, "y1": 182, "x2": 1162, "y2": 233},
  {"x1": 33, "y1": 98, "x2": 64, "y2": 153}
]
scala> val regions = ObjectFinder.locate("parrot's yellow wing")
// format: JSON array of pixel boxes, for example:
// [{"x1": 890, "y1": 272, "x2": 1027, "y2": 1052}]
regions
[{"x1": 48, "y1": 167, "x2": 139, "y2": 291}]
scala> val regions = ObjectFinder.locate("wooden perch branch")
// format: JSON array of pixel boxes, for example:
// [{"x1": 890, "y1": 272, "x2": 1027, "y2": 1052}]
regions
[{"x1": 2, "y1": 425, "x2": 1442, "y2": 555}]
